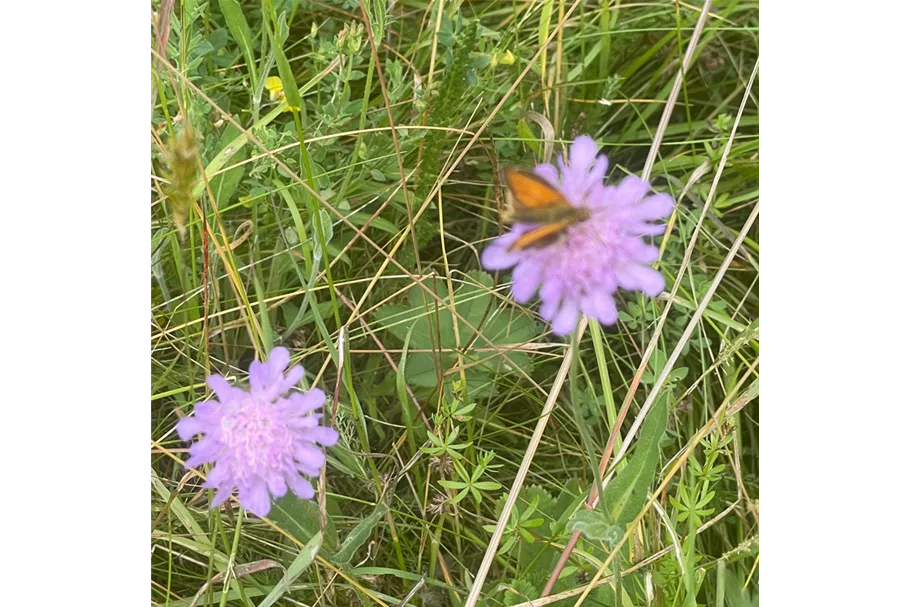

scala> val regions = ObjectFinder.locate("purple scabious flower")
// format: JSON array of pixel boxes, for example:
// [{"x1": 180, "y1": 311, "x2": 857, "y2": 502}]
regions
[
  {"x1": 482, "y1": 136, "x2": 674, "y2": 335},
  {"x1": 176, "y1": 347, "x2": 338, "y2": 517}
]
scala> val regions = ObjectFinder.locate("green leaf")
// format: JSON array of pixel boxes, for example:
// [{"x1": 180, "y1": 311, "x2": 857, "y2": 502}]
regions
[
  {"x1": 209, "y1": 123, "x2": 247, "y2": 209},
  {"x1": 471, "y1": 53, "x2": 492, "y2": 69},
  {"x1": 602, "y1": 399, "x2": 668, "y2": 527},
  {"x1": 567, "y1": 509, "x2": 623, "y2": 545},
  {"x1": 331, "y1": 502, "x2": 388, "y2": 565},
  {"x1": 374, "y1": 272, "x2": 537, "y2": 397},
  {"x1": 270, "y1": 494, "x2": 338, "y2": 551},
  {"x1": 516, "y1": 120, "x2": 541, "y2": 156},
  {"x1": 268, "y1": 12, "x2": 301, "y2": 111},
  {"x1": 396, "y1": 324, "x2": 414, "y2": 416},
  {"x1": 348, "y1": 213, "x2": 397, "y2": 235},
  {"x1": 453, "y1": 402, "x2": 476, "y2": 417},
  {"x1": 218, "y1": 0, "x2": 258, "y2": 85},
  {"x1": 151, "y1": 470, "x2": 208, "y2": 546},
  {"x1": 455, "y1": 488, "x2": 470, "y2": 504},
  {"x1": 257, "y1": 532, "x2": 322, "y2": 607},
  {"x1": 311, "y1": 209, "x2": 333, "y2": 257},
  {"x1": 474, "y1": 481, "x2": 502, "y2": 491},
  {"x1": 209, "y1": 27, "x2": 229, "y2": 51}
]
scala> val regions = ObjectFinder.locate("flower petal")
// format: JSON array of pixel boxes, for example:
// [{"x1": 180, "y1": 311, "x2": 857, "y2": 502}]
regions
[
  {"x1": 303, "y1": 426, "x2": 339, "y2": 447},
  {"x1": 295, "y1": 443, "x2": 327, "y2": 471},
  {"x1": 538, "y1": 278, "x2": 564, "y2": 320},
  {"x1": 585, "y1": 290, "x2": 619, "y2": 326},
  {"x1": 287, "y1": 473, "x2": 315, "y2": 499},
  {"x1": 239, "y1": 480, "x2": 271, "y2": 517},
  {"x1": 551, "y1": 299, "x2": 580, "y2": 335},
  {"x1": 266, "y1": 473, "x2": 288, "y2": 499},
  {"x1": 616, "y1": 264, "x2": 665, "y2": 296},
  {"x1": 569, "y1": 136, "x2": 599, "y2": 171},
  {"x1": 280, "y1": 364, "x2": 304, "y2": 393},
  {"x1": 283, "y1": 389, "x2": 326, "y2": 415},
  {"x1": 176, "y1": 415, "x2": 207, "y2": 441},
  {"x1": 481, "y1": 238, "x2": 523, "y2": 270},
  {"x1": 267, "y1": 347, "x2": 291, "y2": 373},
  {"x1": 193, "y1": 401, "x2": 219, "y2": 419},
  {"x1": 512, "y1": 261, "x2": 542, "y2": 303},
  {"x1": 210, "y1": 484, "x2": 233, "y2": 509},
  {"x1": 634, "y1": 193, "x2": 674, "y2": 220},
  {"x1": 534, "y1": 163, "x2": 560, "y2": 185},
  {"x1": 186, "y1": 438, "x2": 219, "y2": 468},
  {"x1": 612, "y1": 175, "x2": 650, "y2": 206},
  {"x1": 248, "y1": 360, "x2": 269, "y2": 392},
  {"x1": 185, "y1": 453, "x2": 213, "y2": 469},
  {"x1": 206, "y1": 375, "x2": 234, "y2": 401},
  {"x1": 583, "y1": 154, "x2": 609, "y2": 193},
  {"x1": 206, "y1": 463, "x2": 230, "y2": 486}
]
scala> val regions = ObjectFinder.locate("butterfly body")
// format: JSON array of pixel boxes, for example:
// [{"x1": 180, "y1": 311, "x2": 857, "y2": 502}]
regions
[{"x1": 501, "y1": 168, "x2": 591, "y2": 251}]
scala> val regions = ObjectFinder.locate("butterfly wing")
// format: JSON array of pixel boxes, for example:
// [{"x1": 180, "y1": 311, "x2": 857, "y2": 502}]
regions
[
  {"x1": 508, "y1": 220, "x2": 575, "y2": 251},
  {"x1": 503, "y1": 169, "x2": 571, "y2": 221}
]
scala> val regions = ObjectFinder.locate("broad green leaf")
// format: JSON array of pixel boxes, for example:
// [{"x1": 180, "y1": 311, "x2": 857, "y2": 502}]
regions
[
  {"x1": 331, "y1": 502, "x2": 388, "y2": 565},
  {"x1": 603, "y1": 399, "x2": 668, "y2": 527},
  {"x1": 374, "y1": 272, "x2": 536, "y2": 397},
  {"x1": 218, "y1": 0, "x2": 258, "y2": 85},
  {"x1": 268, "y1": 12, "x2": 302, "y2": 111},
  {"x1": 209, "y1": 123, "x2": 247, "y2": 209},
  {"x1": 270, "y1": 494, "x2": 338, "y2": 551}
]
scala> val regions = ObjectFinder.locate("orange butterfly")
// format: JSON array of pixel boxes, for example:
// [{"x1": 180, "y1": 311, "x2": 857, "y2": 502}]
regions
[{"x1": 501, "y1": 168, "x2": 591, "y2": 251}]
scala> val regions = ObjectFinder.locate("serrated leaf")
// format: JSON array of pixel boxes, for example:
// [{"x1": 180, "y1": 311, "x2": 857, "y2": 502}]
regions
[{"x1": 503, "y1": 580, "x2": 541, "y2": 607}]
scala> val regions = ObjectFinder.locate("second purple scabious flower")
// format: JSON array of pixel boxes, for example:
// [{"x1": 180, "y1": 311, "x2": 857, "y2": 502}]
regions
[
  {"x1": 176, "y1": 347, "x2": 338, "y2": 517},
  {"x1": 482, "y1": 136, "x2": 674, "y2": 335}
]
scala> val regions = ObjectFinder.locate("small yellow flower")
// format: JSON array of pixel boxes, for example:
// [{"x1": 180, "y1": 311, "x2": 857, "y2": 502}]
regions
[
  {"x1": 499, "y1": 50, "x2": 515, "y2": 66},
  {"x1": 265, "y1": 76, "x2": 294, "y2": 112}
]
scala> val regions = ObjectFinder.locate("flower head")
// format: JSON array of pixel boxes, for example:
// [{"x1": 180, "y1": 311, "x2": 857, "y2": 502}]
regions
[
  {"x1": 265, "y1": 76, "x2": 296, "y2": 112},
  {"x1": 176, "y1": 347, "x2": 338, "y2": 517},
  {"x1": 482, "y1": 136, "x2": 674, "y2": 335}
]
